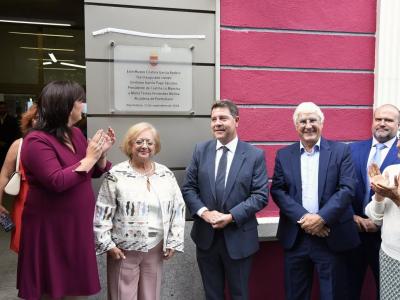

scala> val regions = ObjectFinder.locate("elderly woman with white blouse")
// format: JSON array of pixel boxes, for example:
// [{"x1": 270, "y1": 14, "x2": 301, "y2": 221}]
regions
[
  {"x1": 366, "y1": 150, "x2": 400, "y2": 300},
  {"x1": 94, "y1": 122, "x2": 185, "y2": 300}
]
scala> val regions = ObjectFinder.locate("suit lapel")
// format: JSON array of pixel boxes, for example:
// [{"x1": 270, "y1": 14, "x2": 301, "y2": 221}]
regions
[
  {"x1": 290, "y1": 143, "x2": 302, "y2": 203},
  {"x1": 318, "y1": 138, "x2": 331, "y2": 201},
  {"x1": 208, "y1": 140, "x2": 217, "y2": 202},
  {"x1": 222, "y1": 141, "x2": 245, "y2": 207},
  {"x1": 381, "y1": 138, "x2": 399, "y2": 171},
  {"x1": 360, "y1": 139, "x2": 372, "y2": 188}
]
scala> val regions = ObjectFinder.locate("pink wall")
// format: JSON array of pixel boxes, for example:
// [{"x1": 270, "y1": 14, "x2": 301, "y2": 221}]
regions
[
  {"x1": 221, "y1": 0, "x2": 376, "y2": 33},
  {"x1": 220, "y1": 0, "x2": 376, "y2": 216},
  {"x1": 220, "y1": 1, "x2": 377, "y2": 298}
]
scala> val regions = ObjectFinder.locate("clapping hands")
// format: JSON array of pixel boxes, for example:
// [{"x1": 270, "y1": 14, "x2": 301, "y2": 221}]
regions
[
  {"x1": 368, "y1": 163, "x2": 400, "y2": 206},
  {"x1": 75, "y1": 127, "x2": 116, "y2": 172},
  {"x1": 101, "y1": 127, "x2": 116, "y2": 154},
  {"x1": 87, "y1": 127, "x2": 116, "y2": 161},
  {"x1": 368, "y1": 163, "x2": 389, "y2": 188}
]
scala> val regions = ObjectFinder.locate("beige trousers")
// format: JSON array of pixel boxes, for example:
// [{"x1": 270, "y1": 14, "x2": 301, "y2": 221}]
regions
[{"x1": 107, "y1": 242, "x2": 163, "y2": 300}]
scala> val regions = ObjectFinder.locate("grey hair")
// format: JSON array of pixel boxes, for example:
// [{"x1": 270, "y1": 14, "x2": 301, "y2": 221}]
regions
[{"x1": 293, "y1": 102, "x2": 324, "y2": 125}]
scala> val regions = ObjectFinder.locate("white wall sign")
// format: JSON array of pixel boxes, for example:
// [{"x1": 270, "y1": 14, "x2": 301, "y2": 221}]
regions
[{"x1": 113, "y1": 45, "x2": 192, "y2": 113}]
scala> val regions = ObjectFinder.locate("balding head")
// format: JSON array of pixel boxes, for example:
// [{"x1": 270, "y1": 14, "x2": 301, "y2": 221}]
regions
[{"x1": 372, "y1": 104, "x2": 400, "y2": 143}]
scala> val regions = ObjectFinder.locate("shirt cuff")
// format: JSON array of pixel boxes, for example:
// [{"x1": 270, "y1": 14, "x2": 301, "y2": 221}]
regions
[
  {"x1": 298, "y1": 213, "x2": 309, "y2": 222},
  {"x1": 370, "y1": 195, "x2": 385, "y2": 213},
  {"x1": 197, "y1": 207, "x2": 208, "y2": 217},
  {"x1": 316, "y1": 214, "x2": 326, "y2": 224}
]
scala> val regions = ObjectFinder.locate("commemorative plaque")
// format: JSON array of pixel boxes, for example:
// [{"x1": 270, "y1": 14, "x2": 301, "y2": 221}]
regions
[{"x1": 113, "y1": 45, "x2": 192, "y2": 113}]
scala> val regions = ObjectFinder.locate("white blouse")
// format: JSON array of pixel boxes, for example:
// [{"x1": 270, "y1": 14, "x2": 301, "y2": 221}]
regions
[
  {"x1": 94, "y1": 160, "x2": 185, "y2": 254},
  {"x1": 365, "y1": 164, "x2": 400, "y2": 261},
  {"x1": 146, "y1": 187, "x2": 163, "y2": 249}
]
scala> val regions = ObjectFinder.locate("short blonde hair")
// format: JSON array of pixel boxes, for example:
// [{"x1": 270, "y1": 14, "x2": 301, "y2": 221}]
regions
[
  {"x1": 121, "y1": 122, "x2": 161, "y2": 157},
  {"x1": 293, "y1": 102, "x2": 324, "y2": 125}
]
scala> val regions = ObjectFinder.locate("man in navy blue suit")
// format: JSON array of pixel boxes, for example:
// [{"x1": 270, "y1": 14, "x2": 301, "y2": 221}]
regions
[
  {"x1": 182, "y1": 100, "x2": 268, "y2": 300},
  {"x1": 271, "y1": 102, "x2": 360, "y2": 300},
  {"x1": 347, "y1": 104, "x2": 400, "y2": 299}
]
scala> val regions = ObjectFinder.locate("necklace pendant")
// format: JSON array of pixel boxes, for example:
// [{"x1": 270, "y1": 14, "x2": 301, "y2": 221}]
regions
[{"x1": 146, "y1": 176, "x2": 151, "y2": 191}]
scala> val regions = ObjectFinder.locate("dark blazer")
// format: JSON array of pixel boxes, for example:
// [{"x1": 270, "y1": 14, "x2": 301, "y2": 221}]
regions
[
  {"x1": 350, "y1": 138, "x2": 400, "y2": 216},
  {"x1": 182, "y1": 139, "x2": 268, "y2": 259},
  {"x1": 271, "y1": 138, "x2": 360, "y2": 252}
]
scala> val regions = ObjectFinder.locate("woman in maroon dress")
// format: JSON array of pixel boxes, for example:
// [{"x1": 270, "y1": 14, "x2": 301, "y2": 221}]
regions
[{"x1": 17, "y1": 81, "x2": 115, "y2": 300}]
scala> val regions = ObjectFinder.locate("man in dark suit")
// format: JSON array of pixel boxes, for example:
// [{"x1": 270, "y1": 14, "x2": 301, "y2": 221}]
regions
[
  {"x1": 271, "y1": 102, "x2": 360, "y2": 300},
  {"x1": 182, "y1": 100, "x2": 268, "y2": 300},
  {"x1": 347, "y1": 104, "x2": 400, "y2": 299}
]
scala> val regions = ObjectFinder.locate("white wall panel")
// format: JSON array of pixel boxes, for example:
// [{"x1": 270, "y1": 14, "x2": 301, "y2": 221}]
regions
[
  {"x1": 374, "y1": 0, "x2": 400, "y2": 108},
  {"x1": 84, "y1": 0, "x2": 215, "y2": 11},
  {"x1": 85, "y1": 5, "x2": 215, "y2": 63}
]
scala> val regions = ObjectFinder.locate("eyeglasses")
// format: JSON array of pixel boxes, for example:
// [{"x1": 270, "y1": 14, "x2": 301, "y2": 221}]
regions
[
  {"x1": 134, "y1": 139, "x2": 154, "y2": 147},
  {"x1": 297, "y1": 118, "x2": 319, "y2": 127}
]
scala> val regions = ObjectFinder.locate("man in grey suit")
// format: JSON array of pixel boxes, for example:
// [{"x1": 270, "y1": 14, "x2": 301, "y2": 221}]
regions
[{"x1": 182, "y1": 100, "x2": 268, "y2": 300}]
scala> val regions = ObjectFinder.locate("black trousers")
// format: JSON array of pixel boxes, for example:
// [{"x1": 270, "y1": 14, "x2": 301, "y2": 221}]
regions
[
  {"x1": 196, "y1": 230, "x2": 253, "y2": 300},
  {"x1": 284, "y1": 233, "x2": 350, "y2": 300},
  {"x1": 346, "y1": 231, "x2": 381, "y2": 300}
]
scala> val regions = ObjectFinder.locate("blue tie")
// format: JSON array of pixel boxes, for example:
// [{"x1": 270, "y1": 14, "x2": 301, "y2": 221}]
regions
[
  {"x1": 215, "y1": 146, "x2": 228, "y2": 207},
  {"x1": 372, "y1": 143, "x2": 386, "y2": 167},
  {"x1": 364, "y1": 143, "x2": 387, "y2": 208}
]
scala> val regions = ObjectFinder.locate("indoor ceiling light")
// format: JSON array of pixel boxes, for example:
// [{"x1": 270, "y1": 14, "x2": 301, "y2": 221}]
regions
[
  {"x1": 42, "y1": 67, "x2": 76, "y2": 71},
  {"x1": 20, "y1": 47, "x2": 75, "y2": 52},
  {"x1": 0, "y1": 19, "x2": 71, "y2": 27},
  {"x1": 28, "y1": 58, "x2": 75, "y2": 62},
  {"x1": 60, "y1": 62, "x2": 86, "y2": 69},
  {"x1": 34, "y1": 53, "x2": 83, "y2": 70},
  {"x1": 49, "y1": 53, "x2": 57, "y2": 63},
  {"x1": 9, "y1": 31, "x2": 74, "y2": 38}
]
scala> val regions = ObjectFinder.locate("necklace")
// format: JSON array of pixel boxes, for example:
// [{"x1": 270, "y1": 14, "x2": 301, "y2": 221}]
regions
[{"x1": 130, "y1": 161, "x2": 154, "y2": 190}]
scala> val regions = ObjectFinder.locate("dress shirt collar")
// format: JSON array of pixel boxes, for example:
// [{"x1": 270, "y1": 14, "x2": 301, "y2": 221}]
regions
[
  {"x1": 300, "y1": 138, "x2": 321, "y2": 154},
  {"x1": 371, "y1": 136, "x2": 396, "y2": 149},
  {"x1": 216, "y1": 136, "x2": 238, "y2": 154}
]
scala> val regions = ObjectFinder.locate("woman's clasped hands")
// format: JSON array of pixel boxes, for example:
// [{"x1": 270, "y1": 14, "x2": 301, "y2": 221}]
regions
[{"x1": 108, "y1": 247, "x2": 126, "y2": 260}]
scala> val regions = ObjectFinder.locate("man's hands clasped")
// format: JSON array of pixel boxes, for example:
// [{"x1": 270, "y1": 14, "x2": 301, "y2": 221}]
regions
[
  {"x1": 298, "y1": 213, "x2": 330, "y2": 237},
  {"x1": 201, "y1": 210, "x2": 233, "y2": 229}
]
